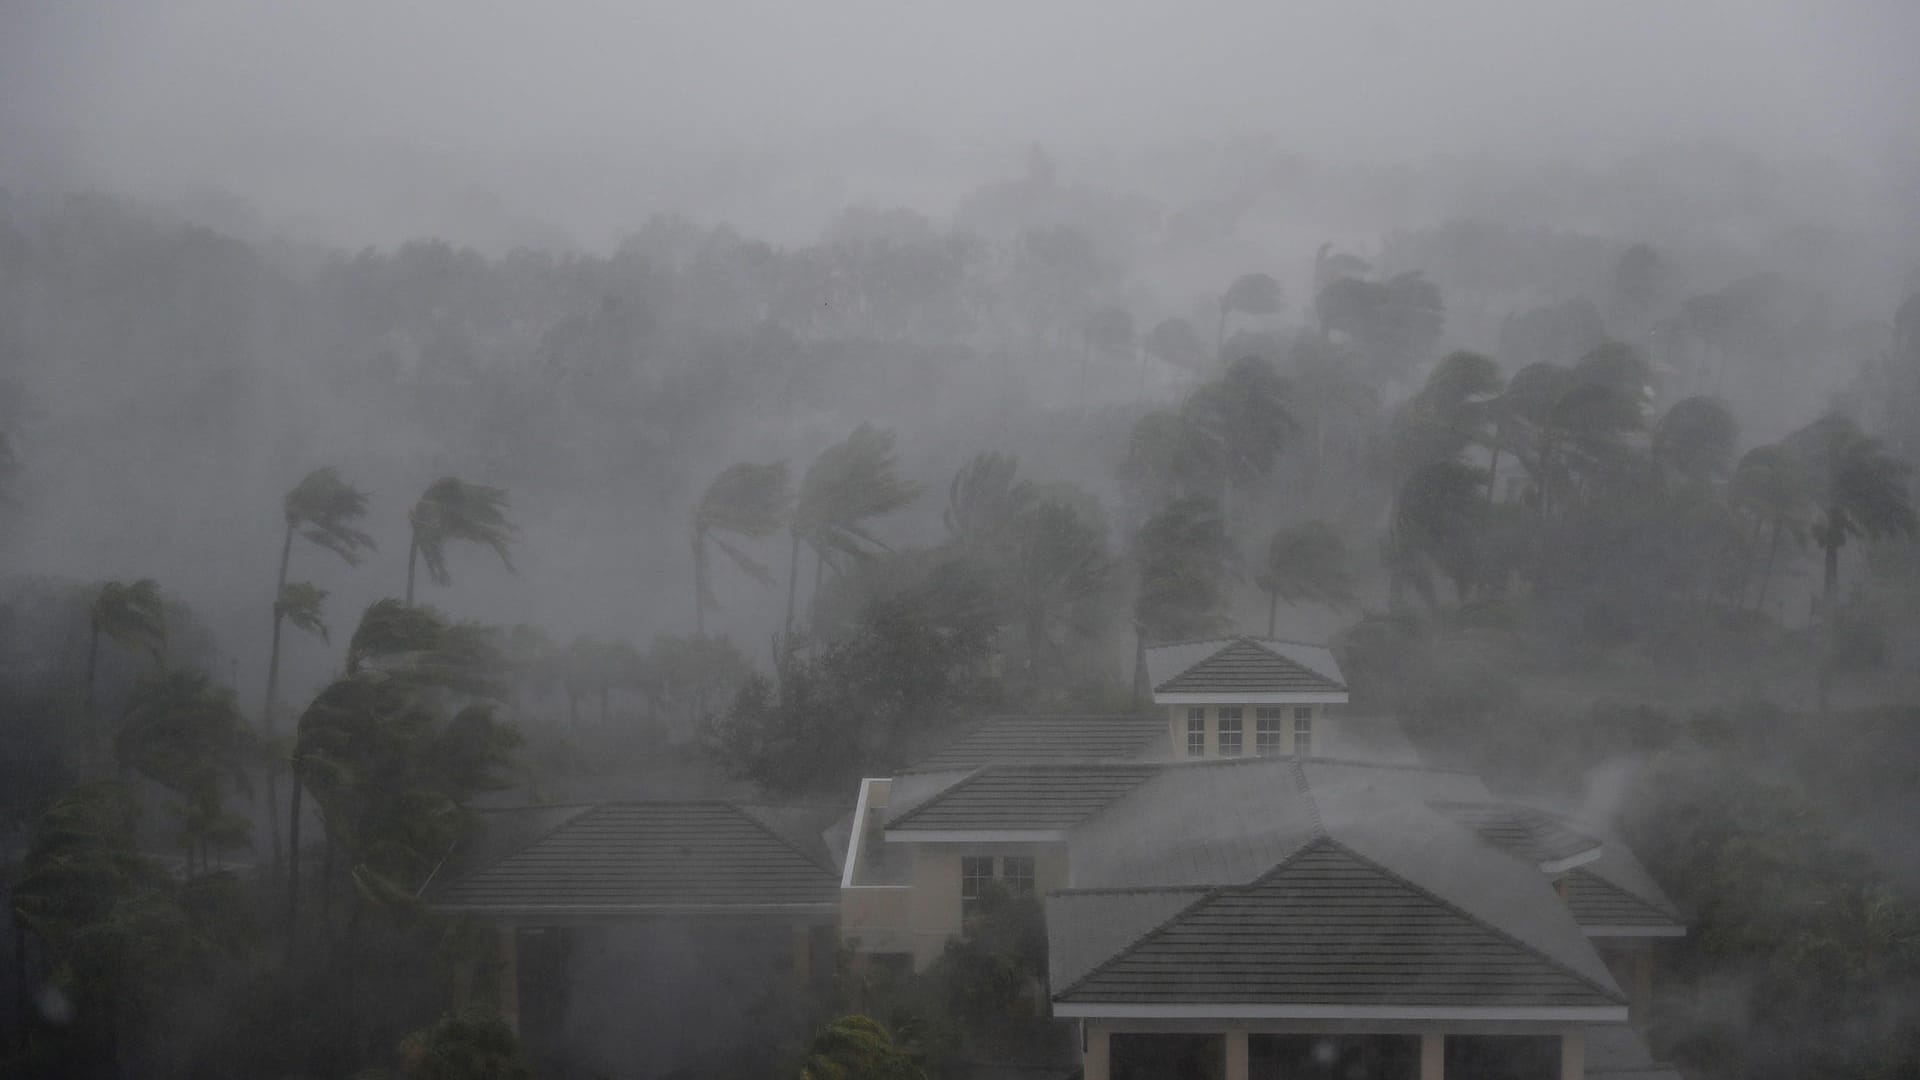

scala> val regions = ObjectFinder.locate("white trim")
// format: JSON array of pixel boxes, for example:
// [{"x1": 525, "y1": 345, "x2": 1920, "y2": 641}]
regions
[
  {"x1": 883, "y1": 829, "x2": 1070, "y2": 844},
  {"x1": 842, "y1": 778, "x2": 884, "y2": 889},
  {"x1": 1154, "y1": 692, "x2": 1350, "y2": 705},
  {"x1": 1582, "y1": 925, "x2": 1686, "y2": 938},
  {"x1": 1539, "y1": 847, "x2": 1603, "y2": 875},
  {"x1": 1051, "y1": 1003, "x2": 1628, "y2": 1022},
  {"x1": 436, "y1": 902, "x2": 839, "y2": 917}
]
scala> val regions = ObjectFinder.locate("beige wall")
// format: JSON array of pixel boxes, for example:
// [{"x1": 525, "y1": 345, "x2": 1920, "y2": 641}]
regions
[
  {"x1": 1164, "y1": 703, "x2": 1330, "y2": 759},
  {"x1": 904, "y1": 843, "x2": 1068, "y2": 969}
]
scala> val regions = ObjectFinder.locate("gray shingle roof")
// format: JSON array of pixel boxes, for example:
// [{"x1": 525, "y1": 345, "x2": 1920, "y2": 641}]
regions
[
  {"x1": 1563, "y1": 869, "x2": 1683, "y2": 929},
  {"x1": 429, "y1": 802, "x2": 839, "y2": 916},
  {"x1": 1052, "y1": 838, "x2": 1625, "y2": 1009},
  {"x1": 884, "y1": 764, "x2": 1161, "y2": 833},
  {"x1": 907, "y1": 715, "x2": 1168, "y2": 772},
  {"x1": 1149, "y1": 636, "x2": 1348, "y2": 695},
  {"x1": 1430, "y1": 801, "x2": 1603, "y2": 866}
]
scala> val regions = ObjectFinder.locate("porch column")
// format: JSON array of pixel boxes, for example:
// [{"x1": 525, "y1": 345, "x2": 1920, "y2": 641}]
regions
[
  {"x1": 1420, "y1": 1033, "x2": 1445, "y2": 1080},
  {"x1": 1632, "y1": 950, "x2": 1653, "y2": 1025},
  {"x1": 1225, "y1": 1028, "x2": 1249, "y2": 1080},
  {"x1": 792, "y1": 923, "x2": 814, "y2": 989},
  {"x1": 1561, "y1": 1030, "x2": 1584, "y2": 1080},
  {"x1": 496, "y1": 926, "x2": 520, "y2": 1034},
  {"x1": 1083, "y1": 1022, "x2": 1110, "y2": 1080}
]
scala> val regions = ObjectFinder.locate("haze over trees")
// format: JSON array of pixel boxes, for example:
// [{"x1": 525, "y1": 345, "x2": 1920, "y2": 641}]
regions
[{"x1": 3, "y1": 3, "x2": 1920, "y2": 1076}]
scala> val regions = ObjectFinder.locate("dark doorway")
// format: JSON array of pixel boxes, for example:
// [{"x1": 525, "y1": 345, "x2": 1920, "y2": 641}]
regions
[
  {"x1": 1249, "y1": 1033, "x2": 1420, "y2": 1080},
  {"x1": 1112, "y1": 1033, "x2": 1224, "y2": 1080},
  {"x1": 1444, "y1": 1035, "x2": 1561, "y2": 1080}
]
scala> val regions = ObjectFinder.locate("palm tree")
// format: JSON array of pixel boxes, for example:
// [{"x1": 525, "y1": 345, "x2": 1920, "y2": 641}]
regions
[
  {"x1": 1729, "y1": 443, "x2": 1811, "y2": 613},
  {"x1": 692, "y1": 461, "x2": 791, "y2": 635},
  {"x1": 1652, "y1": 395, "x2": 1739, "y2": 485},
  {"x1": 406, "y1": 477, "x2": 515, "y2": 606},
  {"x1": 84, "y1": 579, "x2": 167, "y2": 767},
  {"x1": 1785, "y1": 412, "x2": 1916, "y2": 711},
  {"x1": 1257, "y1": 522, "x2": 1358, "y2": 636},
  {"x1": 1389, "y1": 461, "x2": 1490, "y2": 608},
  {"x1": 1144, "y1": 316, "x2": 1207, "y2": 377},
  {"x1": 944, "y1": 451, "x2": 1034, "y2": 555},
  {"x1": 1081, "y1": 304, "x2": 1135, "y2": 409},
  {"x1": 263, "y1": 467, "x2": 372, "y2": 872},
  {"x1": 1218, "y1": 273, "x2": 1282, "y2": 357},
  {"x1": 1010, "y1": 497, "x2": 1116, "y2": 691},
  {"x1": 786, "y1": 425, "x2": 919, "y2": 638},
  {"x1": 1787, "y1": 412, "x2": 1917, "y2": 612},
  {"x1": 116, "y1": 669, "x2": 256, "y2": 874},
  {"x1": 1134, "y1": 495, "x2": 1237, "y2": 644},
  {"x1": 1392, "y1": 350, "x2": 1504, "y2": 481},
  {"x1": 1185, "y1": 355, "x2": 1296, "y2": 526}
]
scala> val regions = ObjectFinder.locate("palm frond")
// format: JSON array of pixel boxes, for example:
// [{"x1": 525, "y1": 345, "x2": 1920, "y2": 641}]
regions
[
  {"x1": 275, "y1": 581, "x2": 330, "y2": 643},
  {"x1": 285, "y1": 466, "x2": 376, "y2": 565}
]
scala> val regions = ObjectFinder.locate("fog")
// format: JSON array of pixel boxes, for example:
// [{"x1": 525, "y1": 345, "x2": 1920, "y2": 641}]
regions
[
  {"x1": 3, "y1": 2, "x2": 1920, "y2": 1079},
  {"x1": 8, "y1": 2, "x2": 1919, "y2": 246}
]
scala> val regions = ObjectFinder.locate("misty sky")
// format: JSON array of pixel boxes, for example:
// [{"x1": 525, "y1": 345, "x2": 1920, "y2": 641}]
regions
[{"x1": 5, "y1": 1, "x2": 1918, "y2": 247}]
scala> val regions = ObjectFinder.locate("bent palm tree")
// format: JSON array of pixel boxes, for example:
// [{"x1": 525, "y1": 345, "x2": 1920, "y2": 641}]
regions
[
  {"x1": 406, "y1": 477, "x2": 515, "y2": 605},
  {"x1": 263, "y1": 467, "x2": 372, "y2": 873},
  {"x1": 1257, "y1": 522, "x2": 1358, "y2": 636},
  {"x1": 1219, "y1": 272, "x2": 1283, "y2": 357},
  {"x1": 786, "y1": 425, "x2": 919, "y2": 638},
  {"x1": 84, "y1": 579, "x2": 167, "y2": 768},
  {"x1": 692, "y1": 461, "x2": 791, "y2": 635},
  {"x1": 1729, "y1": 443, "x2": 1811, "y2": 612}
]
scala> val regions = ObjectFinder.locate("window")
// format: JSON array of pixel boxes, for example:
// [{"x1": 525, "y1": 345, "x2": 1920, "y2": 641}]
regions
[
  {"x1": 1294, "y1": 705, "x2": 1313, "y2": 720},
  {"x1": 1293, "y1": 712, "x2": 1313, "y2": 757},
  {"x1": 1217, "y1": 707, "x2": 1244, "y2": 756},
  {"x1": 1255, "y1": 707, "x2": 1284, "y2": 755},
  {"x1": 1186, "y1": 709, "x2": 1205, "y2": 757},
  {"x1": 961, "y1": 856, "x2": 994, "y2": 914},
  {"x1": 1001, "y1": 855, "x2": 1035, "y2": 895}
]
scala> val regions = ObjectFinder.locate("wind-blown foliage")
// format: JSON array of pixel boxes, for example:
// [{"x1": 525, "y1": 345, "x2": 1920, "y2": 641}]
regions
[
  {"x1": 787, "y1": 424, "x2": 919, "y2": 634},
  {"x1": 1257, "y1": 522, "x2": 1357, "y2": 635},
  {"x1": 1134, "y1": 495, "x2": 1237, "y2": 642},
  {"x1": 693, "y1": 460, "x2": 792, "y2": 633},
  {"x1": 406, "y1": 477, "x2": 516, "y2": 604}
]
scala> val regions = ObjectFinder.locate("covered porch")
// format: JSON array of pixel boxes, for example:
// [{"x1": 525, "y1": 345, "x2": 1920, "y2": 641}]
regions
[{"x1": 1079, "y1": 1021, "x2": 1590, "y2": 1080}]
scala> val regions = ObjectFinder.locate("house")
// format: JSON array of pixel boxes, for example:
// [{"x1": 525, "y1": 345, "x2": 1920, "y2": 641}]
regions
[
  {"x1": 425, "y1": 801, "x2": 841, "y2": 1078},
  {"x1": 840, "y1": 637, "x2": 1686, "y2": 1080}
]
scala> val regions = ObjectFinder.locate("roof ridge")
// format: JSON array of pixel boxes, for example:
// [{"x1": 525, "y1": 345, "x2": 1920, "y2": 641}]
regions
[
  {"x1": 437, "y1": 803, "x2": 598, "y2": 892},
  {"x1": 1293, "y1": 759, "x2": 1326, "y2": 835},
  {"x1": 879, "y1": 766, "x2": 989, "y2": 829},
  {"x1": 1055, "y1": 836, "x2": 1338, "y2": 1002},
  {"x1": 1049, "y1": 885, "x2": 1214, "y2": 898},
  {"x1": 1051, "y1": 882, "x2": 1227, "y2": 1001},
  {"x1": 726, "y1": 803, "x2": 839, "y2": 876},
  {"x1": 1568, "y1": 867, "x2": 1682, "y2": 923},
  {"x1": 1315, "y1": 837, "x2": 1628, "y2": 1005}
]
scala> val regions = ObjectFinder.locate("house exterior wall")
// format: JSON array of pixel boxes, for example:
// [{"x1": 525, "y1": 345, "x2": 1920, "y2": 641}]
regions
[{"x1": 904, "y1": 842, "x2": 1069, "y2": 968}]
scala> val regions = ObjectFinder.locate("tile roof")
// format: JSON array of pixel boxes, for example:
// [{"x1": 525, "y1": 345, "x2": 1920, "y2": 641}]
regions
[
  {"x1": 884, "y1": 764, "x2": 1161, "y2": 833},
  {"x1": 1430, "y1": 801, "x2": 1604, "y2": 867},
  {"x1": 1563, "y1": 869, "x2": 1684, "y2": 930},
  {"x1": 1052, "y1": 838, "x2": 1625, "y2": 1009},
  {"x1": 1148, "y1": 636, "x2": 1347, "y2": 695},
  {"x1": 906, "y1": 715, "x2": 1168, "y2": 772},
  {"x1": 428, "y1": 802, "x2": 840, "y2": 917}
]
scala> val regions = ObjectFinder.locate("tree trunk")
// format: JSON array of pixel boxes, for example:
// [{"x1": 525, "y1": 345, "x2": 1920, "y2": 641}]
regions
[
  {"x1": 319, "y1": 827, "x2": 334, "y2": 930},
  {"x1": 13, "y1": 908, "x2": 27, "y2": 1049},
  {"x1": 692, "y1": 528, "x2": 707, "y2": 637},
  {"x1": 286, "y1": 773, "x2": 303, "y2": 968},
  {"x1": 262, "y1": 522, "x2": 294, "y2": 877},
  {"x1": 1754, "y1": 519, "x2": 1783, "y2": 613},
  {"x1": 1486, "y1": 445, "x2": 1501, "y2": 506},
  {"x1": 83, "y1": 624, "x2": 101, "y2": 777},
  {"x1": 808, "y1": 548, "x2": 825, "y2": 641},
  {"x1": 782, "y1": 532, "x2": 802, "y2": 641},
  {"x1": 1818, "y1": 527, "x2": 1841, "y2": 716},
  {"x1": 405, "y1": 533, "x2": 419, "y2": 606},
  {"x1": 1267, "y1": 589, "x2": 1279, "y2": 638}
]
